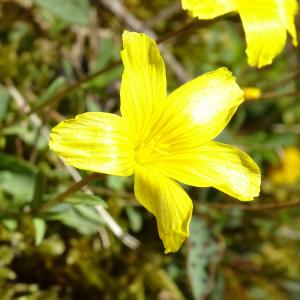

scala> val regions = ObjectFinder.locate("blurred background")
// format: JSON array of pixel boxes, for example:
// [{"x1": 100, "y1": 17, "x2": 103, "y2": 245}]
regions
[{"x1": 0, "y1": 0, "x2": 300, "y2": 299}]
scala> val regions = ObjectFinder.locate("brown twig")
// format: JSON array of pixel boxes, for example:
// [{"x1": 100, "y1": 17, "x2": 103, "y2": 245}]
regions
[
  {"x1": 28, "y1": 60, "x2": 122, "y2": 114},
  {"x1": 92, "y1": 185, "x2": 300, "y2": 212},
  {"x1": 40, "y1": 173, "x2": 101, "y2": 211},
  {"x1": 145, "y1": 1, "x2": 182, "y2": 27},
  {"x1": 261, "y1": 90, "x2": 300, "y2": 100},
  {"x1": 264, "y1": 67, "x2": 300, "y2": 91},
  {"x1": 156, "y1": 14, "x2": 238, "y2": 44},
  {"x1": 99, "y1": 0, "x2": 190, "y2": 82},
  {"x1": 91, "y1": 186, "x2": 134, "y2": 200},
  {"x1": 156, "y1": 19, "x2": 201, "y2": 43},
  {"x1": 27, "y1": 6, "x2": 236, "y2": 116},
  {"x1": 205, "y1": 200, "x2": 300, "y2": 211},
  {"x1": 6, "y1": 82, "x2": 140, "y2": 249}
]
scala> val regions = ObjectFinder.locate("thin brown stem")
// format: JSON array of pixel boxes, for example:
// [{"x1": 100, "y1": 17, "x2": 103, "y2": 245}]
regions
[
  {"x1": 91, "y1": 186, "x2": 134, "y2": 200},
  {"x1": 205, "y1": 200, "x2": 300, "y2": 211},
  {"x1": 157, "y1": 14, "x2": 238, "y2": 44},
  {"x1": 92, "y1": 186, "x2": 300, "y2": 212},
  {"x1": 29, "y1": 60, "x2": 122, "y2": 114},
  {"x1": 41, "y1": 172, "x2": 101, "y2": 211},
  {"x1": 261, "y1": 90, "x2": 300, "y2": 100},
  {"x1": 264, "y1": 67, "x2": 300, "y2": 91},
  {"x1": 28, "y1": 14, "x2": 238, "y2": 115},
  {"x1": 156, "y1": 19, "x2": 201, "y2": 43}
]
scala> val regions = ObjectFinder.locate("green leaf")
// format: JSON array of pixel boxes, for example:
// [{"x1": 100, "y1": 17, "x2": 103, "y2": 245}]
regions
[
  {"x1": 282, "y1": 280, "x2": 300, "y2": 300},
  {"x1": 45, "y1": 203, "x2": 104, "y2": 235},
  {"x1": 0, "y1": 267, "x2": 16, "y2": 280},
  {"x1": 64, "y1": 192, "x2": 107, "y2": 207},
  {"x1": 31, "y1": 172, "x2": 46, "y2": 212},
  {"x1": 3, "y1": 124, "x2": 49, "y2": 150},
  {"x1": 106, "y1": 175, "x2": 128, "y2": 191},
  {"x1": 0, "y1": 246, "x2": 15, "y2": 266},
  {"x1": 33, "y1": 218, "x2": 47, "y2": 245},
  {"x1": 210, "y1": 272, "x2": 225, "y2": 300},
  {"x1": 2, "y1": 219, "x2": 18, "y2": 231},
  {"x1": 41, "y1": 192, "x2": 106, "y2": 235},
  {"x1": 85, "y1": 37, "x2": 123, "y2": 90},
  {"x1": 0, "y1": 154, "x2": 38, "y2": 203},
  {"x1": 144, "y1": 267, "x2": 185, "y2": 300},
  {"x1": 187, "y1": 216, "x2": 218, "y2": 300},
  {"x1": 125, "y1": 206, "x2": 142, "y2": 233},
  {"x1": 35, "y1": 76, "x2": 66, "y2": 106},
  {"x1": 267, "y1": 133, "x2": 296, "y2": 147},
  {"x1": 0, "y1": 85, "x2": 11, "y2": 122},
  {"x1": 34, "y1": 0, "x2": 90, "y2": 25}
]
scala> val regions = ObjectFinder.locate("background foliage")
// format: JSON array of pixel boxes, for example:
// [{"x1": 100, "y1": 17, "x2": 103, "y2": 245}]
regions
[{"x1": 0, "y1": 0, "x2": 300, "y2": 299}]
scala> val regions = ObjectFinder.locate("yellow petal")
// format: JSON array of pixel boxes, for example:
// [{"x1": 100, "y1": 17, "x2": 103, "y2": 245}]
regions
[
  {"x1": 49, "y1": 112, "x2": 134, "y2": 176},
  {"x1": 134, "y1": 166, "x2": 193, "y2": 253},
  {"x1": 237, "y1": 1, "x2": 291, "y2": 67},
  {"x1": 147, "y1": 141, "x2": 261, "y2": 201},
  {"x1": 182, "y1": 0, "x2": 235, "y2": 19},
  {"x1": 269, "y1": 147, "x2": 300, "y2": 184},
  {"x1": 120, "y1": 31, "x2": 166, "y2": 146},
  {"x1": 276, "y1": 0, "x2": 298, "y2": 46},
  {"x1": 138, "y1": 68, "x2": 243, "y2": 159},
  {"x1": 182, "y1": 0, "x2": 298, "y2": 67}
]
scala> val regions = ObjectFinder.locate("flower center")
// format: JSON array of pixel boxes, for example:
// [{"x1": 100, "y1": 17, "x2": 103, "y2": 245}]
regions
[{"x1": 135, "y1": 137, "x2": 169, "y2": 165}]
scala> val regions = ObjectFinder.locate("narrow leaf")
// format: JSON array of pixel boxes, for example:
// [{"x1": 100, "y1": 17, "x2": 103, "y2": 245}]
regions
[
  {"x1": 33, "y1": 218, "x2": 46, "y2": 245},
  {"x1": 64, "y1": 192, "x2": 107, "y2": 207},
  {"x1": 35, "y1": 0, "x2": 90, "y2": 25},
  {"x1": 187, "y1": 216, "x2": 219, "y2": 300}
]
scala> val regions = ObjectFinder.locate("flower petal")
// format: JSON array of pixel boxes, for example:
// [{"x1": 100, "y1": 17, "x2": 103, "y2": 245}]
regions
[
  {"x1": 49, "y1": 112, "x2": 134, "y2": 176},
  {"x1": 182, "y1": 0, "x2": 298, "y2": 68},
  {"x1": 237, "y1": 0, "x2": 296, "y2": 67},
  {"x1": 147, "y1": 141, "x2": 261, "y2": 201},
  {"x1": 120, "y1": 31, "x2": 166, "y2": 146},
  {"x1": 145, "y1": 68, "x2": 243, "y2": 152},
  {"x1": 276, "y1": 0, "x2": 298, "y2": 46},
  {"x1": 182, "y1": 0, "x2": 235, "y2": 19},
  {"x1": 134, "y1": 166, "x2": 193, "y2": 253}
]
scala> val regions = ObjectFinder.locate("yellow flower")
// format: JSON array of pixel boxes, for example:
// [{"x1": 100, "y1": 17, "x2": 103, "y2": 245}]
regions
[
  {"x1": 270, "y1": 147, "x2": 300, "y2": 184},
  {"x1": 49, "y1": 31, "x2": 261, "y2": 253},
  {"x1": 182, "y1": 0, "x2": 298, "y2": 68}
]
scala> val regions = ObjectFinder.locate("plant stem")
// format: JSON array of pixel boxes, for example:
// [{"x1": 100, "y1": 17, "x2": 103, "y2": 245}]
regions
[
  {"x1": 156, "y1": 19, "x2": 201, "y2": 44},
  {"x1": 28, "y1": 15, "x2": 238, "y2": 115},
  {"x1": 91, "y1": 185, "x2": 300, "y2": 212},
  {"x1": 261, "y1": 90, "x2": 300, "y2": 100},
  {"x1": 29, "y1": 60, "x2": 122, "y2": 114},
  {"x1": 264, "y1": 67, "x2": 300, "y2": 91},
  {"x1": 157, "y1": 14, "x2": 238, "y2": 44},
  {"x1": 41, "y1": 172, "x2": 101, "y2": 211},
  {"x1": 203, "y1": 200, "x2": 300, "y2": 211}
]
